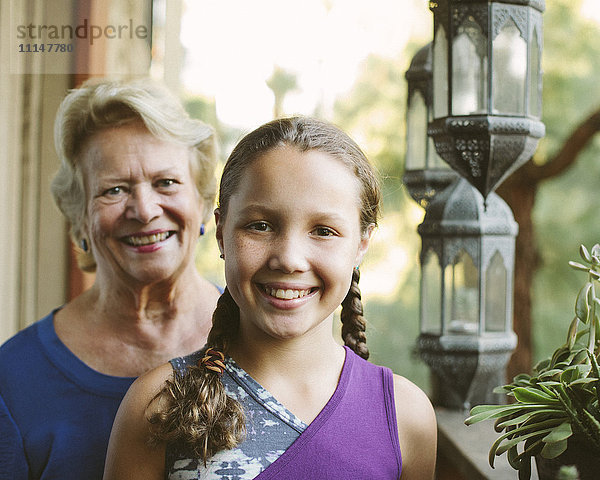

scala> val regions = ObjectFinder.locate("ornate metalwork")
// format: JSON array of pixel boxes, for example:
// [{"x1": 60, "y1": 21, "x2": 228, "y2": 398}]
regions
[
  {"x1": 428, "y1": 0, "x2": 546, "y2": 198},
  {"x1": 452, "y1": 4, "x2": 489, "y2": 38},
  {"x1": 405, "y1": 43, "x2": 433, "y2": 106},
  {"x1": 403, "y1": 169, "x2": 458, "y2": 209},
  {"x1": 404, "y1": 43, "x2": 458, "y2": 209},
  {"x1": 417, "y1": 333, "x2": 517, "y2": 409},
  {"x1": 428, "y1": 116, "x2": 544, "y2": 197},
  {"x1": 492, "y1": 4, "x2": 528, "y2": 39}
]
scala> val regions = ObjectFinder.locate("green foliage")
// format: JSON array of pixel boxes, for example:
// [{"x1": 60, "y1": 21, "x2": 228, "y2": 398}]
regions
[
  {"x1": 465, "y1": 245, "x2": 600, "y2": 479},
  {"x1": 266, "y1": 66, "x2": 298, "y2": 100}
]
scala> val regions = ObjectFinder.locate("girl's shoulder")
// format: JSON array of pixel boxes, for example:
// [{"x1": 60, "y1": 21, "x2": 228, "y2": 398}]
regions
[
  {"x1": 392, "y1": 374, "x2": 432, "y2": 408},
  {"x1": 129, "y1": 362, "x2": 175, "y2": 408},
  {"x1": 392, "y1": 374, "x2": 437, "y2": 480},
  {"x1": 103, "y1": 363, "x2": 173, "y2": 480}
]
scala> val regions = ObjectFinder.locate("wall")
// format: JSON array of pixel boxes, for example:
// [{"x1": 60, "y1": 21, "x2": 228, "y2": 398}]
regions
[
  {"x1": 0, "y1": 0, "x2": 156, "y2": 343},
  {"x1": 0, "y1": 0, "x2": 72, "y2": 343}
]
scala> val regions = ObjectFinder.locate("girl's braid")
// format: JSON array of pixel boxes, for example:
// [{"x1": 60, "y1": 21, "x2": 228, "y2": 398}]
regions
[
  {"x1": 340, "y1": 267, "x2": 369, "y2": 360},
  {"x1": 147, "y1": 288, "x2": 245, "y2": 461},
  {"x1": 206, "y1": 287, "x2": 240, "y2": 352}
]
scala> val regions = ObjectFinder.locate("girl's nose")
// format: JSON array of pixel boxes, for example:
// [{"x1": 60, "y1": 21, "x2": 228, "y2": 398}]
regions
[{"x1": 267, "y1": 233, "x2": 309, "y2": 273}]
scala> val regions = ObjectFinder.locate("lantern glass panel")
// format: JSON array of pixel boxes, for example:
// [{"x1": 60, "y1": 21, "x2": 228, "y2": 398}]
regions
[
  {"x1": 492, "y1": 20, "x2": 527, "y2": 115},
  {"x1": 529, "y1": 26, "x2": 542, "y2": 118},
  {"x1": 406, "y1": 90, "x2": 428, "y2": 170},
  {"x1": 428, "y1": 90, "x2": 450, "y2": 169},
  {"x1": 444, "y1": 250, "x2": 479, "y2": 334},
  {"x1": 485, "y1": 251, "x2": 507, "y2": 332},
  {"x1": 421, "y1": 249, "x2": 442, "y2": 334},
  {"x1": 433, "y1": 24, "x2": 448, "y2": 118},
  {"x1": 452, "y1": 17, "x2": 487, "y2": 115}
]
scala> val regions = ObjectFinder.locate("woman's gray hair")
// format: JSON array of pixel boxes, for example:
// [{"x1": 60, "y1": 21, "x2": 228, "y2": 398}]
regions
[{"x1": 51, "y1": 78, "x2": 218, "y2": 272}]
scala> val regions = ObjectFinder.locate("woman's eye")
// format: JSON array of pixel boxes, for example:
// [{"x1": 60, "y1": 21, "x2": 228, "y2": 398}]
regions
[
  {"x1": 103, "y1": 186, "x2": 125, "y2": 196},
  {"x1": 248, "y1": 221, "x2": 271, "y2": 232},
  {"x1": 156, "y1": 179, "x2": 177, "y2": 188}
]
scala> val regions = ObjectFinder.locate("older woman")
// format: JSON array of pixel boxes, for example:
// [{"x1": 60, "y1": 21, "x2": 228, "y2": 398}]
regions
[{"x1": 0, "y1": 79, "x2": 221, "y2": 480}]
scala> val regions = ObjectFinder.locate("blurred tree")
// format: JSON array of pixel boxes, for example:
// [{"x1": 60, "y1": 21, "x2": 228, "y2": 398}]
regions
[
  {"x1": 499, "y1": 0, "x2": 600, "y2": 379},
  {"x1": 184, "y1": 95, "x2": 243, "y2": 156},
  {"x1": 500, "y1": 109, "x2": 600, "y2": 379},
  {"x1": 266, "y1": 66, "x2": 298, "y2": 118},
  {"x1": 334, "y1": 51, "x2": 411, "y2": 183}
]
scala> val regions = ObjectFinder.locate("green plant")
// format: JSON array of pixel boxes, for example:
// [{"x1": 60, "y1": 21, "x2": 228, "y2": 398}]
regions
[{"x1": 465, "y1": 244, "x2": 600, "y2": 480}]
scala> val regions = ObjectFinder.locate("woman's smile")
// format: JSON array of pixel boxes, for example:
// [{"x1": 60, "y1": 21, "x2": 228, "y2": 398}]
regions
[{"x1": 121, "y1": 230, "x2": 175, "y2": 247}]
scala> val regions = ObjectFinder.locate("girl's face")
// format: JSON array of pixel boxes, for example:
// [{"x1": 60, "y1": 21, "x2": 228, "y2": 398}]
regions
[{"x1": 216, "y1": 145, "x2": 372, "y2": 344}]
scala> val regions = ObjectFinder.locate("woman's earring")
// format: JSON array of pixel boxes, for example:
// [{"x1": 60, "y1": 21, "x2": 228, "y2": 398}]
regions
[
  {"x1": 80, "y1": 238, "x2": 89, "y2": 252},
  {"x1": 200, "y1": 224, "x2": 205, "y2": 236},
  {"x1": 219, "y1": 253, "x2": 224, "y2": 260}
]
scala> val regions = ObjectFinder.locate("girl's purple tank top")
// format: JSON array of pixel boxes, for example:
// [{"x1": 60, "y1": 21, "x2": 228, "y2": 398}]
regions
[{"x1": 255, "y1": 346, "x2": 402, "y2": 479}]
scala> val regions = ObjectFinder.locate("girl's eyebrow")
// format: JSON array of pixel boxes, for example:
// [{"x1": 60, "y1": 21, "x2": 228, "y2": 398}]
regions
[
  {"x1": 237, "y1": 204, "x2": 351, "y2": 224},
  {"x1": 236, "y1": 204, "x2": 274, "y2": 216}
]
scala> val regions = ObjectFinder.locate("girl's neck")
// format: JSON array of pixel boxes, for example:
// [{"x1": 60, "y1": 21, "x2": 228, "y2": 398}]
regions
[{"x1": 228, "y1": 321, "x2": 346, "y2": 387}]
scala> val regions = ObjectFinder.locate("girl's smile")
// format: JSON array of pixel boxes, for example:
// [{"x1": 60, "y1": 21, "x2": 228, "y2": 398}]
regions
[{"x1": 257, "y1": 283, "x2": 320, "y2": 310}]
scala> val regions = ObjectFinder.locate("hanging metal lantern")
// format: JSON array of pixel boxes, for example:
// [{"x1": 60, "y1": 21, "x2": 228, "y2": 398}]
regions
[
  {"x1": 416, "y1": 177, "x2": 518, "y2": 409},
  {"x1": 404, "y1": 43, "x2": 457, "y2": 209},
  {"x1": 428, "y1": 0, "x2": 545, "y2": 199}
]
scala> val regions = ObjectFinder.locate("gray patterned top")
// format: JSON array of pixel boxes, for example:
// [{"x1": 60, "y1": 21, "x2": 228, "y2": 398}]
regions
[{"x1": 166, "y1": 350, "x2": 307, "y2": 480}]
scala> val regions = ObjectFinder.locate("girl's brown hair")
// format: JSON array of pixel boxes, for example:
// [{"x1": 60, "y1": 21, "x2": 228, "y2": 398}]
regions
[{"x1": 148, "y1": 116, "x2": 381, "y2": 460}]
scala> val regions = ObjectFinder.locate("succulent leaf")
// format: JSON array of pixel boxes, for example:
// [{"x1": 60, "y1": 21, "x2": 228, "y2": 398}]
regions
[
  {"x1": 540, "y1": 438, "x2": 568, "y2": 458},
  {"x1": 465, "y1": 245, "x2": 600, "y2": 479},
  {"x1": 541, "y1": 421, "x2": 572, "y2": 443},
  {"x1": 569, "y1": 261, "x2": 590, "y2": 272},
  {"x1": 580, "y1": 245, "x2": 592, "y2": 263},
  {"x1": 575, "y1": 282, "x2": 592, "y2": 323}
]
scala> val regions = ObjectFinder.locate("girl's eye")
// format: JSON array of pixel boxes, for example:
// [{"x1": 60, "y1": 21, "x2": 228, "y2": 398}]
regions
[
  {"x1": 248, "y1": 221, "x2": 271, "y2": 232},
  {"x1": 313, "y1": 226, "x2": 337, "y2": 237}
]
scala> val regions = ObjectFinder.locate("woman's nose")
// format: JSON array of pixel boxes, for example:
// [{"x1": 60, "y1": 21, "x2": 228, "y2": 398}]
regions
[
  {"x1": 267, "y1": 232, "x2": 310, "y2": 273},
  {"x1": 125, "y1": 186, "x2": 162, "y2": 223}
]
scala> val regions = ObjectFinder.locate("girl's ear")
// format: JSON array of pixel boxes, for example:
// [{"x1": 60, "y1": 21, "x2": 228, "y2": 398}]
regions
[
  {"x1": 354, "y1": 223, "x2": 376, "y2": 267},
  {"x1": 214, "y1": 208, "x2": 224, "y2": 256}
]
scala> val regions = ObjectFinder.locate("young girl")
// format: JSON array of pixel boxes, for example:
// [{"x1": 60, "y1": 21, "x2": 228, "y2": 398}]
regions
[{"x1": 103, "y1": 117, "x2": 437, "y2": 480}]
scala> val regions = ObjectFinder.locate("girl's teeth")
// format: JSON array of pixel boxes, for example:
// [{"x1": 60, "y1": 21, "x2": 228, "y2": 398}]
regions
[{"x1": 266, "y1": 287, "x2": 310, "y2": 299}]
